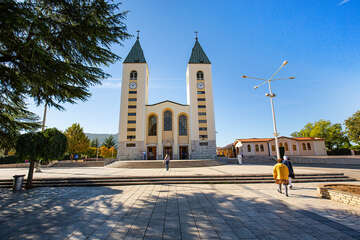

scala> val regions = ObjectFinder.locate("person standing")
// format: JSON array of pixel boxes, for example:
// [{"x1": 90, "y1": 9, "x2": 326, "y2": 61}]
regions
[
  {"x1": 164, "y1": 154, "x2": 170, "y2": 171},
  {"x1": 282, "y1": 156, "x2": 295, "y2": 189},
  {"x1": 273, "y1": 159, "x2": 290, "y2": 197}
]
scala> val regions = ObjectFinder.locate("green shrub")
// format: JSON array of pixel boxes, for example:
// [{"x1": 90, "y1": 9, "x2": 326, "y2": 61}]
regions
[{"x1": 0, "y1": 155, "x2": 25, "y2": 164}]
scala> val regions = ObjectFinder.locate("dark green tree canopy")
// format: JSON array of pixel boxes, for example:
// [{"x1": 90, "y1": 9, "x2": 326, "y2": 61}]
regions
[
  {"x1": 103, "y1": 135, "x2": 117, "y2": 148},
  {"x1": 42, "y1": 128, "x2": 67, "y2": 163},
  {"x1": 291, "y1": 120, "x2": 350, "y2": 150},
  {"x1": 15, "y1": 131, "x2": 46, "y2": 161},
  {"x1": 345, "y1": 110, "x2": 360, "y2": 146},
  {"x1": 90, "y1": 138, "x2": 100, "y2": 148}
]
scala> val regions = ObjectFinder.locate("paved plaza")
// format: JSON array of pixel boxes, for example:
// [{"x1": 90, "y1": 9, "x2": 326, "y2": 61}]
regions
[{"x1": 1, "y1": 164, "x2": 360, "y2": 239}]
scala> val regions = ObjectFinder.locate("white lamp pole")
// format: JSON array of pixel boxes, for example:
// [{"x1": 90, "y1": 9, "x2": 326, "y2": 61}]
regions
[{"x1": 242, "y1": 61, "x2": 295, "y2": 160}]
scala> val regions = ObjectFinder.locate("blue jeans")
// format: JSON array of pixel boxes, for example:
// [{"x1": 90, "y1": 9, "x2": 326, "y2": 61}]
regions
[{"x1": 165, "y1": 161, "x2": 169, "y2": 171}]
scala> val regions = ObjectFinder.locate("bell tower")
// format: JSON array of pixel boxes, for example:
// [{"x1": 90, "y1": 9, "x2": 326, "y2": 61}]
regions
[
  {"x1": 118, "y1": 32, "x2": 149, "y2": 160},
  {"x1": 186, "y1": 34, "x2": 216, "y2": 159}
]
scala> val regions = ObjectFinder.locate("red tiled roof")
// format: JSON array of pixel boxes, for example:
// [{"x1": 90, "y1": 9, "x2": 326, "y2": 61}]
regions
[{"x1": 235, "y1": 136, "x2": 324, "y2": 143}]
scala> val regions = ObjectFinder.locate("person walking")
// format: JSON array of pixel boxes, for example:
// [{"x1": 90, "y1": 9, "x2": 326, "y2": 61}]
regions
[
  {"x1": 164, "y1": 154, "x2": 170, "y2": 171},
  {"x1": 273, "y1": 159, "x2": 290, "y2": 197},
  {"x1": 282, "y1": 156, "x2": 295, "y2": 189}
]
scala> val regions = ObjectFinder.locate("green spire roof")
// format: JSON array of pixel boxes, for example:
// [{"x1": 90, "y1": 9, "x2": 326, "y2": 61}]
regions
[
  {"x1": 189, "y1": 39, "x2": 211, "y2": 64},
  {"x1": 123, "y1": 37, "x2": 146, "y2": 63}
]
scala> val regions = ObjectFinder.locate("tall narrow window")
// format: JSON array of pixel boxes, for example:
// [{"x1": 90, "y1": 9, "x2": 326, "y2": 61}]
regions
[
  {"x1": 148, "y1": 115, "x2": 157, "y2": 136},
  {"x1": 307, "y1": 143, "x2": 312, "y2": 150},
  {"x1": 302, "y1": 143, "x2": 307, "y2": 151},
  {"x1": 179, "y1": 115, "x2": 187, "y2": 136},
  {"x1": 196, "y1": 71, "x2": 204, "y2": 80},
  {"x1": 247, "y1": 145, "x2": 251, "y2": 152},
  {"x1": 260, "y1": 144, "x2": 264, "y2": 152},
  {"x1": 272, "y1": 145, "x2": 275, "y2": 152},
  {"x1": 285, "y1": 143, "x2": 289, "y2": 151},
  {"x1": 130, "y1": 71, "x2": 137, "y2": 80},
  {"x1": 164, "y1": 110, "x2": 172, "y2": 131},
  {"x1": 255, "y1": 144, "x2": 259, "y2": 152},
  {"x1": 293, "y1": 144, "x2": 297, "y2": 151}
]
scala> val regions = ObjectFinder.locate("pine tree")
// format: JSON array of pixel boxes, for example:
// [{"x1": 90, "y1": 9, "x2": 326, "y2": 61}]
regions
[{"x1": 103, "y1": 135, "x2": 117, "y2": 148}]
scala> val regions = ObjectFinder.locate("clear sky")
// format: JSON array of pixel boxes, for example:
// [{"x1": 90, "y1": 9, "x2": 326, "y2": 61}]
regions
[{"x1": 28, "y1": 0, "x2": 360, "y2": 147}]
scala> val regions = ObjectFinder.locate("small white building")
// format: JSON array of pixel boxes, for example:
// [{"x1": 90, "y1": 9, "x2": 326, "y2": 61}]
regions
[{"x1": 234, "y1": 137, "x2": 327, "y2": 157}]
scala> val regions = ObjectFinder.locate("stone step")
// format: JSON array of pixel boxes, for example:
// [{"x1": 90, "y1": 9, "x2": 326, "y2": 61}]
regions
[{"x1": 0, "y1": 173, "x2": 356, "y2": 188}]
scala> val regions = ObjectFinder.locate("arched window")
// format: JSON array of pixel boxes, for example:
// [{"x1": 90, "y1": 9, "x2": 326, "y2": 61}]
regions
[
  {"x1": 130, "y1": 71, "x2": 137, "y2": 80},
  {"x1": 196, "y1": 71, "x2": 204, "y2": 80},
  {"x1": 272, "y1": 145, "x2": 275, "y2": 152},
  {"x1": 148, "y1": 115, "x2": 157, "y2": 136},
  {"x1": 163, "y1": 110, "x2": 172, "y2": 131},
  {"x1": 247, "y1": 144, "x2": 251, "y2": 152},
  {"x1": 279, "y1": 143, "x2": 283, "y2": 148},
  {"x1": 255, "y1": 144, "x2": 259, "y2": 152},
  {"x1": 285, "y1": 143, "x2": 289, "y2": 151},
  {"x1": 302, "y1": 143, "x2": 307, "y2": 151},
  {"x1": 293, "y1": 144, "x2": 297, "y2": 151},
  {"x1": 307, "y1": 143, "x2": 312, "y2": 150},
  {"x1": 179, "y1": 115, "x2": 187, "y2": 136},
  {"x1": 260, "y1": 144, "x2": 264, "y2": 152}
]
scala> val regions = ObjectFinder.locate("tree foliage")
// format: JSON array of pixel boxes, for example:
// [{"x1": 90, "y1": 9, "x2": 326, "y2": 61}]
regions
[
  {"x1": 291, "y1": 120, "x2": 350, "y2": 150},
  {"x1": 42, "y1": 128, "x2": 67, "y2": 163},
  {"x1": 1, "y1": 0, "x2": 130, "y2": 142},
  {"x1": 103, "y1": 135, "x2": 117, "y2": 148},
  {"x1": 90, "y1": 138, "x2": 100, "y2": 148},
  {"x1": 345, "y1": 110, "x2": 360, "y2": 146},
  {"x1": 65, "y1": 123, "x2": 90, "y2": 155},
  {"x1": 100, "y1": 146, "x2": 116, "y2": 158}
]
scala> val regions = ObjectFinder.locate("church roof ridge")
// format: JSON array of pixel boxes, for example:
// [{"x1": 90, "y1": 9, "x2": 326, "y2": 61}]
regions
[
  {"x1": 146, "y1": 100, "x2": 189, "y2": 107},
  {"x1": 188, "y1": 39, "x2": 211, "y2": 64},
  {"x1": 123, "y1": 37, "x2": 146, "y2": 64}
]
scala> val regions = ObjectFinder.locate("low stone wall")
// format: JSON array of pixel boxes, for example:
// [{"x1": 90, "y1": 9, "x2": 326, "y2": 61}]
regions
[
  {"x1": 0, "y1": 163, "x2": 30, "y2": 168},
  {"x1": 108, "y1": 159, "x2": 223, "y2": 168},
  {"x1": 318, "y1": 185, "x2": 360, "y2": 207}
]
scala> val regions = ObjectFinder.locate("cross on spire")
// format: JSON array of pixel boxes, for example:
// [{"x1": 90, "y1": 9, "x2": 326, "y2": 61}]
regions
[
  {"x1": 194, "y1": 31, "x2": 198, "y2": 41},
  {"x1": 136, "y1": 30, "x2": 140, "y2": 40}
]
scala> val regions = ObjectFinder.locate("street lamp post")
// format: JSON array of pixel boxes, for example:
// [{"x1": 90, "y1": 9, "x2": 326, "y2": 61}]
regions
[{"x1": 242, "y1": 61, "x2": 295, "y2": 160}]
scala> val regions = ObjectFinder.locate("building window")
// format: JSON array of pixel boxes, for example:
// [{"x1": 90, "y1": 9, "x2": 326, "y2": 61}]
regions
[
  {"x1": 293, "y1": 144, "x2": 297, "y2": 151},
  {"x1": 260, "y1": 144, "x2": 264, "y2": 152},
  {"x1": 179, "y1": 115, "x2": 188, "y2": 136},
  {"x1": 200, "y1": 142, "x2": 208, "y2": 146},
  {"x1": 198, "y1": 112, "x2": 206, "y2": 116},
  {"x1": 272, "y1": 145, "x2": 275, "y2": 151},
  {"x1": 130, "y1": 71, "x2": 137, "y2": 80},
  {"x1": 127, "y1": 136, "x2": 135, "y2": 140},
  {"x1": 148, "y1": 115, "x2": 157, "y2": 136},
  {"x1": 128, "y1": 98, "x2": 137, "y2": 102},
  {"x1": 163, "y1": 110, "x2": 172, "y2": 131},
  {"x1": 199, "y1": 127, "x2": 207, "y2": 131},
  {"x1": 307, "y1": 143, "x2": 311, "y2": 150},
  {"x1": 199, "y1": 120, "x2": 207, "y2": 123},
  {"x1": 197, "y1": 91, "x2": 205, "y2": 94},
  {"x1": 128, "y1": 105, "x2": 136, "y2": 109},
  {"x1": 127, "y1": 128, "x2": 136, "y2": 131},
  {"x1": 247, "y1": 145, "x2": 251, "y2": 152},
  {"x1": 198, "y1": 105, "x2": 206, "y2": 108},
  {"x1": 129, "y1": 90, "x2": 137, "y2": 94},
  {"x1": 128, "y1": 120, "x2": 136, "y2": 124},
  {"x1": 279, "y1": 143, "x2": 283, "y2": 147},
  {"x1": 302, "y1": 143, "x2": 307, "y2": 151},
  {"x1": 197, "y1": 71, "x2": 204, "y2": 80},
  {"x1": 285, "y1": 143, "x2": 289, "y2": 151},
  {"x1": 198, "y1": 98, "x2": 206, "y2": 101},
  {"x1": 128, "y1": 113, "x2": 136, "y2": 116},
  {"x1": 199, "y1": 135, "x2": 208, "y2": 139},
  {"x1": 126, "y1": 143, "x2": 136, "y2": 147},
  {"x1": 255, "y1": 144, "x2": 259, "y2": 152}
]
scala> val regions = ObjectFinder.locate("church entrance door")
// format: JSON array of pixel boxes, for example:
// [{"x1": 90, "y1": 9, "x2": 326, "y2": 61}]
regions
[
  {"x1": 163, "y1": 147, "x2": 173, "y2": 160},
  {"x1": 147, "y1": 146, "x2": 157, "y2": 160},
  {"x1": 179, "y1": 146, "x2": 189, "y2": 159}
]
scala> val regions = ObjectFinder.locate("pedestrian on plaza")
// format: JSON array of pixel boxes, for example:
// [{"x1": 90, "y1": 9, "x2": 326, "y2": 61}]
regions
[
  {"x1": 273, "y1": 159, "x2": 290, "y2": 197},
  {"x1": 164, "y1": 154, "x2": 170, "y2": 171},
  {"x1": 282, "y1": 156, "x2": 295, "y2": 189}
]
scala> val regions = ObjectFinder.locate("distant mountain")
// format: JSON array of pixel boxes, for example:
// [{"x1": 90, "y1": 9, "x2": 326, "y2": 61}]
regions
[{"x1": 85, "y1": 133, "x2": 118, "y2": 145}]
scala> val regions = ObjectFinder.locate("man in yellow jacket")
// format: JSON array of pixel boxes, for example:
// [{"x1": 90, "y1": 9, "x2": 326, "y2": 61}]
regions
[{"x1": 273, "y1": 159, "x2": 290, "y2": 197}]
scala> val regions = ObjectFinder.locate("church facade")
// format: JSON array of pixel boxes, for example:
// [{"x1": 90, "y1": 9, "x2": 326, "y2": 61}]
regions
[{"x1": 117, "y1": 36, "x2": 216, "y2": 160}]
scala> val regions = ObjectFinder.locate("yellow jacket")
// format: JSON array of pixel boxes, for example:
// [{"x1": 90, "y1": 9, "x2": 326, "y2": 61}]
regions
[{"x1": 273, "y1": 163, "x2": 289, "y2": 181}]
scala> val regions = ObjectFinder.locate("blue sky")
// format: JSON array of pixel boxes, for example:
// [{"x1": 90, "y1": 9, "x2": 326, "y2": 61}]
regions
[{"x1": 28, "y1": 0, "x2": 360, "y2": 147}]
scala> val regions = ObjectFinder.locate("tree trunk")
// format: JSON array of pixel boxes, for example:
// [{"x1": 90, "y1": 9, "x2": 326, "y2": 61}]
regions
[
  {"x1": 36, "y1": 102, "x2": 47, "y2": 173},
  {"x1": 26, "y1": 160, "x2": 36, "y2": 189}
]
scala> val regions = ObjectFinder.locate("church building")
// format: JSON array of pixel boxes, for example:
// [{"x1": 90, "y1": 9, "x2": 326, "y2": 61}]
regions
[{"x1": 117, "y1": 34, "x2": 216, "y2": 160}]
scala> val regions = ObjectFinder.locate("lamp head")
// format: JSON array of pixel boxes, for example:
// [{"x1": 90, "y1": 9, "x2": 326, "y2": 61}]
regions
[
  {"x1": 289, "y1": 76, "x2": 295, "y2": 79},
  {"x1": 254, "y1": 86, "x2": 258, "y2": 89},
  {"x1": 242, "y1": 75, "x2": 248, "y2": 78},
  {"x1": 282, "y1": 60, "x2": 288, "y2": 66}
]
